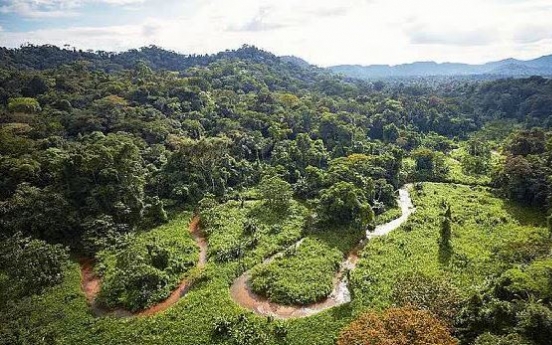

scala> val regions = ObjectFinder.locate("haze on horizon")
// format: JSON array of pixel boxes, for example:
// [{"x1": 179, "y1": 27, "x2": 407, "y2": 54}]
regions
[{"x1": 0, "y1": 0, "x2": 551, "y2": 67}]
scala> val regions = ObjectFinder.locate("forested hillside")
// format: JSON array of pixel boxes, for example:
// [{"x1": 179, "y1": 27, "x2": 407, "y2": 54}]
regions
[
  {"x1": 329, "y1": 55, "x2": 552, "y2": 79},
  {"x1": 0, "y1": 45, "x2": 551, "y2": 345}
]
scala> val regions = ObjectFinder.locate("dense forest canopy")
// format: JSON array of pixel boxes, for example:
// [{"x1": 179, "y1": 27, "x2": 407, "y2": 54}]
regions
[{"x1": 0, "y1": 44, "x2": 551, "y2": 345}]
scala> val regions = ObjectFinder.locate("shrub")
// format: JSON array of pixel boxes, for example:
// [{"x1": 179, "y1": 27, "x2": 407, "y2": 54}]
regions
[
  {"x1": 142, "y1": 197, "x2": 168, "y2": 228},
  {"x1": 392, "y1": 273, "x2": 461, "y2": 325},
  {"x1": 494, "y1": 259, "x2": 552, "y2": 302},
  {"x1": 337, "y1": 307, "x2": 458, "y2": 345},
  {"x1": 258, "y1": 175, "x2": 293, "y2": 213},
  {"x1": 316, "y1": 181, "x2": 374, "y2": 230},
  {"x1": 474, "y1": 333, "x2": 532, "y2": 345},
  {"x1": 210, "y1": 314, "x2": 274, "y2": 345},
  {"x1": 516, "y1": 302, "x2": 552, "y2": 345},
  {"x1": 8, "y1": 97, "x2": 41, "y2": 113},
  {"x1": 250, "y1": 238, "x2": 342, "y2": 305},
  {"x1": 0, "y1": 233, "x2": 68, "y2": 297},
  {"x1": 81, "y1": 214, "x2": 132, "y2": 255},
  {"x1": 493, "y1": 228, "x2": 550, "y2": 264},
  {"x1": 98, "y1": 234, "x2": 196, "y2": 311}
]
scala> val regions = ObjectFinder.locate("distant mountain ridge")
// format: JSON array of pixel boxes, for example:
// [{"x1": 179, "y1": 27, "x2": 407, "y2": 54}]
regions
[
  {"x1": 2, "y1": 44, "x2": 551, "y2": 80},
  {"x1": 328, "y1": 55, "x2": 552, "y2": 79}
]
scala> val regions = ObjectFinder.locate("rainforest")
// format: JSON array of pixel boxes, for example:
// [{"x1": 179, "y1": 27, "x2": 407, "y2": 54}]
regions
[{"x1": 0, "y1": 44, "x2": 552, "y2": 345}]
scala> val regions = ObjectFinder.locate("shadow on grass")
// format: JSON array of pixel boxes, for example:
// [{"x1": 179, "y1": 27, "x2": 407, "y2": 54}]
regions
[
  {"x1": 328, "y1": 302, "x2": 355, "y2": 320},
  {"x1": 438, "y1": 243, "x2": 452, "y2": 266},
  {"x1": 306, "y1": 225, "x2": 365, "y2": 255},
  {"x1": 501, "y1": 200, "x2": 547, "y2": 227}
]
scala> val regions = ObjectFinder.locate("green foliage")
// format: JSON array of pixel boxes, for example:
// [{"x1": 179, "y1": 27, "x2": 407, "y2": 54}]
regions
[
  {"x1": 352, "y1": 183, "x2": 547, "y2": 311},
  {"x1": 81, "y1": 215, "x2": 132, "y2": 255},
  {"x1": 211, "y1": 314, "x2": 286, "y2": 345},
  {"x1": 506, "y1": 128, "x2": 547, "y2": 156},
  {"x1": 494, "y1": 259, "x2": 552, "y2": 301},
  {"x1": 411, "y1": 148, "x2": 449, "y2": 181},
  {"x1": 96, "y1": 213, "x2": 197, "y2": 311},
  {"x1": 142, "y1": 196, "x2": 169, "y2": 228},
  {"x1": 316, "y1": 181, "x2": 374, "y2": 230},
  {"x1": 516, "y1": 302, "x2": 552, "y2": 344},
  {"x1": 496, "y1": 129, "x2": 552, "y2": 210},
  {"x1": 383, "y1": 123, "x2": 400, "y2": 143},
  {"x1": 474, "y1": 333, "x2": 532, "y2": 345},
  {"x1": 440, "y1": 203, "x2": 453, "y2": 248},
  {"x1": 548, "y1": 214, "x2": 552, "y2": 237},
  {"x1": 200, "y1": 197, "x2": 306, "y2": 264},
  {"x1": 8, "y1": 97, "x2": 41, "y2": 113},
  {"x1": 0, "y1": 183, "x2": 77, "y2": 243},
  {"x1": 375, "y1": 206, "x2": 402, "y2": 225},
  {"x1": 493, "y1": 227, "x2": 550, "y2": 264},
  {"x1": 1, "y1": 45, "x2": 552, "y2": 345},
  {"x1": 391, "y1": 273, "x2": 461, "y2": 325},
  {"x1": 0, "y1": 233, "x2": 68, "y2": 298},
  {"x1": 461, "y1": 138, "x2": 492, "y2": 175},
  {"x1": 156, "y1": 137, "x2": 239, "y2": 204},
  {"x1": 258, "y1": 175, "x2": 293, "y2": 213},
  {"x1": 250, "y1": 238, "x2": 342, "y2": 305}
]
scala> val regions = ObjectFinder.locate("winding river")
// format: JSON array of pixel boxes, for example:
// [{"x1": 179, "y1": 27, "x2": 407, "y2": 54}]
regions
[
  {"x1": 229, "y1": 185, "x2": 415, "y2": 319},
  {"x1": 80, "y1": 186, "x2": 413, "y2": 318},
  {"x1": 79, "y1": 215, "x2": 207, "y2": 317}
]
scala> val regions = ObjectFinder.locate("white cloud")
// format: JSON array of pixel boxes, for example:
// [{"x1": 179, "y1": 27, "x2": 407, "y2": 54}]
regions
[
  {"x1": 0, "y1": 0, "x2": 145, "y2": 18},
  {"x1": 1, "y1": 0, "x2": 551, "y2": 66},
  {"x1": 513, "y1": 25, "x2": 552, "y2": 44}
]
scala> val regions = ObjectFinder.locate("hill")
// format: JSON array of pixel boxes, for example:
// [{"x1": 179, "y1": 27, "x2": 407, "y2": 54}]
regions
[
  {"x1": 329, "y1": 54, "x2": 552, "y2": 79},
  {"x1": 1, "y1": 44, "x2": 552, "y2": 345}
]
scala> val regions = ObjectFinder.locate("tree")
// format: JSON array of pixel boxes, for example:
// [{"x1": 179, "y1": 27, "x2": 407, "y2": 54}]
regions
[
  {"x1": 383, "y1": 123, "x2": 400, "y2": 143},
  {"x1": 64, "y1": 132, "x2": 146, "y2": 229},
  {"x1": 81, "y1": 215, "x2": 131, "y2": 254},
  {"x1": 392, "y1": 273, "x2": 461, "y2": 326},
  {"x1": 507, "y1": 128, "x2": 546, "y2": 156},
  {"x1": 516, "y1": 302, "x2": 552, "y2": 345},
  {"x1": 0, "y1": 233, "x2": 68, "y2": 297},
  {"x1": 142, "y1": 196, "x2": 168, "y2": 228},
  {"x1": 258, "y1": 175, "x2": 293, "y2": 212},
  {"x1": 462, "y1": 138, "x2": 492, "y2": 175},
  {"x1": 316, "y1": 182, "x2": 374, "y2": 230},
  {"x1": 158, "y1": 136, "x2": 237, "y2": 203},
  {"x1": 412, "y1": 148, "x2": 449, "y2": 182},
  {"x1": 337, "y1": 307, "x2": 458, "y2": 345},
  {"x1": 500, "y1": 155, "x2": 534, "y2": 203},
  {"x1": 7, "y1": 97, "x2": 41, "y2": 114},
  {"x1": 0, "y1": 184, "x2": 76, "y2": 243}
]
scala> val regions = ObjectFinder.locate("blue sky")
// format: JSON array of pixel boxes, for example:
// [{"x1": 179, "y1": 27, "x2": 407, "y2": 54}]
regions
[{"x1": 1, "y1": 0, "x2": 552, "y2": 66}]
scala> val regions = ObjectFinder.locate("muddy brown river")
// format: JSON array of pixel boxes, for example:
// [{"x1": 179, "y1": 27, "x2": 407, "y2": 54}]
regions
[{"x1": 229, "y1": 185, "x2": 415, "y2": 319}]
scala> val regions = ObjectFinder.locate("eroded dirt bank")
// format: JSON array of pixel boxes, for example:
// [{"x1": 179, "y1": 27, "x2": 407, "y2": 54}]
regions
[
  {"x1": 79, "y1": 215, "x2": 207, "y2": 317},
  {"x1": 229, "y1": 185, "x2": 415, "y2": 319}
]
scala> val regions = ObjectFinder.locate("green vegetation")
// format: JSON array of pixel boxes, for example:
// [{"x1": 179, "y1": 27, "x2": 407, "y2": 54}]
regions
[
  {"x1": 201, "y1": 199, "x2": 306, "y2": 265},
  {"x1": 250, "y1": 238, "x2": 342, "y2": 305},
  {"x1": 7, "y1": 97, "x2": 41, "y2": 114},
  {"x1": 95, "y1": 212, "x2": 197, "y2": 311},
  {"x1": 1, "y1": 45, "x2": 552, "y2": 345},
  {"x1": 0, "y1": 233, "x2": 68, "y2": 301},
  {"x1": 352, "y1": 183, "x2": 548, "y2": 309},
  {"x1": 375, "y1": 206, "x2": 402, "y2": 225}
]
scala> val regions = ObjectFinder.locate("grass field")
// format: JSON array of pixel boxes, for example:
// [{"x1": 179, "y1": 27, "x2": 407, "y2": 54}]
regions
[
  {"x1": 250, "y1": 238, "x2": 343, "y2": 305},
  {"x1": 352, "y1": 183, "x2": 548, "y2": 309},
  {"x1": 95, "y1": 212, "x2": 198, "y2": 311},
  {"x1": 1, "y1": 183, "x2": 547, "y2": 345}
]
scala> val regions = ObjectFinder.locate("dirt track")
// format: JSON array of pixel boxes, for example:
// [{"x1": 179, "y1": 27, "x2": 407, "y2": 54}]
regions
[
  {"x1": 229, "y1": 186, "x2": 415, "y2": 319},
  {"x1": 79, "y1": 215, "x2": 207, "y2": 317}
]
